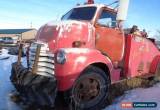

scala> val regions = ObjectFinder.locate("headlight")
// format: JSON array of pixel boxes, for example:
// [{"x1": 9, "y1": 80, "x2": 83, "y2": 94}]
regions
[{"x1": 56, "y1": 50, "x2": 66, "y2": 64}]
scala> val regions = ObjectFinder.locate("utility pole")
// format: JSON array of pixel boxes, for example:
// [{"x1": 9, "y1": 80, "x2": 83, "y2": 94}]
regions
[{"x1": 30, "y1": 22, "x2": 33, "y2": 28}]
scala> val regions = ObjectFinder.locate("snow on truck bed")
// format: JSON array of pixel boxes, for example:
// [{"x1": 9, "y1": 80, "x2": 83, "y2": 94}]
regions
[{"x1": 0, "y1": 53, "x2": 160, "y2": 110}]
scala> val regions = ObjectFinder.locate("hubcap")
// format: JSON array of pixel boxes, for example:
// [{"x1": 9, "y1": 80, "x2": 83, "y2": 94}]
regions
[{"x1": 74, "y1": 77, "x2": 100, "y2": 102}]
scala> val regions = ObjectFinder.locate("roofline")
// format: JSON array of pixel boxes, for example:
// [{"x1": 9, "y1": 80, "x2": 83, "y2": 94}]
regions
[
  {"x1": 74, "y1": 4, "x2": 116, "y2": 11},
  {"x1": 0, "y1": 28, "x2": 37, "y2": 34}
]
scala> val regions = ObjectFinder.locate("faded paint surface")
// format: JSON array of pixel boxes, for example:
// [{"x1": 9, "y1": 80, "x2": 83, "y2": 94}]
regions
[
  {"x1": 124, "y1": 35, "x2": 160, "y2": 77},
  {"x1": 55, "y1": 48, "x2": 113, "y2": 91},
  {"x1": 36, "y1": 20, "x2": 95, "y2": 53},
  {"x1": 95, "y1": 26, "x2": 125, "y2": 62}
]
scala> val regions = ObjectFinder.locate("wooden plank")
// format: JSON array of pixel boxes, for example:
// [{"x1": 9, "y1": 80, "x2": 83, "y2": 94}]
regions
[
  {"x1": 17, "y1": 44, "x2": 23, "y2": 65},
  {"x1": 32, "y1": 44, "x2": 41, "y2": 74}
]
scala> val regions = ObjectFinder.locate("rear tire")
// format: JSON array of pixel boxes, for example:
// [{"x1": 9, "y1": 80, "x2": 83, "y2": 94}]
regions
[
  {"x1": 154, "y1": 62, "x2": 160, "y2": 82},
  {"x1": 65, "y1": 66, "x2": 110, "y2": 110}
]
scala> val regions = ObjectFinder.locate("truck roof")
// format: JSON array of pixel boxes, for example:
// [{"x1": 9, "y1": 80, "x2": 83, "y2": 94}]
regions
[
  {"x1": 74, "y1": 4, "x2": 117, "y2": 13},
  {"x1": 75, "y1": 4, "x2": 115, "y2": 10}
]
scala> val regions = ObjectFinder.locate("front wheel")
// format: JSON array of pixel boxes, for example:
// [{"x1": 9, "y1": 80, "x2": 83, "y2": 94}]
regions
[{"x1": 66, "y1": 66, "x2": 110, "y2": 110}]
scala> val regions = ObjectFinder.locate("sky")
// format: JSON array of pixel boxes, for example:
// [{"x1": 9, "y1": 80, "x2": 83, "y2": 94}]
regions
[{"x1": 0, "y1": 0, "x2": 160, "y2": 39}]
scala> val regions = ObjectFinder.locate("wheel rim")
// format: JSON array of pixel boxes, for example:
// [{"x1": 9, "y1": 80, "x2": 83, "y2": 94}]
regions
[
  {"x1": 72, "y1": 73, "x2": 108, "y2": 108},
  {"x1": 75, "y1": 77, "x2": 100, "y2": 102}
]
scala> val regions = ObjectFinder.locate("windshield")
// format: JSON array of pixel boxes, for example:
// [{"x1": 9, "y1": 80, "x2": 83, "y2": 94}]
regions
[
  {"x1": 61, "y1": 7, "x2": 97, "y2": 21},
  {"x1": 97, "y1": 10, "x2": 116, "y2": 27}
]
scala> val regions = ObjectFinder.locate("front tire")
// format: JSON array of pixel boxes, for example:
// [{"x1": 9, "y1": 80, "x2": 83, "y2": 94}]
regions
[{"x1": 66, "y1": 66, "x2": 110, "y2": 110}]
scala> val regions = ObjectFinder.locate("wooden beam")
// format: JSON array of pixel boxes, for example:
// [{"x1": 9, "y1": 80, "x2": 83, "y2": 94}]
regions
[
  {"x1": 17, "y1": 43, "x2": 23, "y2": 65},
  {"x1": 32, "y1": 44, "x2": 41, "y2": 74}
]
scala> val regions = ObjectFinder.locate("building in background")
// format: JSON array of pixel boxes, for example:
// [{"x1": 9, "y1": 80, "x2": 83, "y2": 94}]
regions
[{"x1": 0, "y1": 29, "x2": 37, "y2": 43}]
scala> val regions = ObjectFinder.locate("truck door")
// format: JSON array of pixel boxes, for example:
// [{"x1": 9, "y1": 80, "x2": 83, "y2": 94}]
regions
[{"x1": 95, "y1": 9, "x2": 125, "y2": 62}]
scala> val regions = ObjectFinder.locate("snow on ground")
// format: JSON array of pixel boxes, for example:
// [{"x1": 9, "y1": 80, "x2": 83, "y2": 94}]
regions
[
  {"x1": 0, "y1": 51, "x2": 26, "y2": 110},
  {"x1": 105, "y1": 83, "x2": 160, "y2": 110},
  {"x1": 0, "y1": 49, "x2": 9, "y2": 60},
  {"x1": 0, "y1": 54, "x2": 21, "y2": 110},
  {"x1": 0, "y1": 51, "x2": 160, "y2": 110}
]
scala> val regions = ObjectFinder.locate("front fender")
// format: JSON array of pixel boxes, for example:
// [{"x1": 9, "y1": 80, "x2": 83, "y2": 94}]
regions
[{"x1": 55, "y1": 48, "x2": 113, "y2": 91}]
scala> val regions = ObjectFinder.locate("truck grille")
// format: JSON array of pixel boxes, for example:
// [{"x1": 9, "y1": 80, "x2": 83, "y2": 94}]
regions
[{"x1": 29, "y1": 42, "x2": 55, "y2": 77}]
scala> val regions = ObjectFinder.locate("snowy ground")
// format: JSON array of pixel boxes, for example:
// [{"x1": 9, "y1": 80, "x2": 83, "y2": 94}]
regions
[
  {"x1": 0, "y1": 49, "x2": 27, "y2": 110},
  {"x1": 0, "y1": 49, "x2": 21, "y2": 110},
  {"x1": 0, "y1": 49, "x2": 160, "y2": 110},
  {"x1": 105, "y1": 83, "x2": 160, "y2": 110}
]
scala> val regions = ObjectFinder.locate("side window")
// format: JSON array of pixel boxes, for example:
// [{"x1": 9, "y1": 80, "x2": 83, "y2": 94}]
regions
[{"x1": 97, "y1": 10, "x2": 116, "y2": 27}]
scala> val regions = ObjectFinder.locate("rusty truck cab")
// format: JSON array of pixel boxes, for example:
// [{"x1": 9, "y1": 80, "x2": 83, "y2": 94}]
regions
[
  {"x1": 93, "y1": 5, "x2": 125, "y2": 63},
  {"x1": 71, "y1": 4, "x2": 125, "y2": 63}
]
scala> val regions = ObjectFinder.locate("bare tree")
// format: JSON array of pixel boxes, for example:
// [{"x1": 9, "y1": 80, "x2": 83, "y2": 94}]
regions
[
  {"x1": 157, "y1": 30, "x2": 160, "y2": 35},
  {"x1": 155, "y1": 30, "x2": 160, "y2": 41}
]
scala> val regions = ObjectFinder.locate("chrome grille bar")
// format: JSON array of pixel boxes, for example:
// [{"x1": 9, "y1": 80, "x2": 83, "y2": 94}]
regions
[{"x1": 29, "y1": 42, "x2": 54, "y2": 77}]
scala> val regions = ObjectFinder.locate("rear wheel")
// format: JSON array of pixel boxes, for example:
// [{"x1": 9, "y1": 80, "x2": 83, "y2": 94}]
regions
[
  {"x1": 154, "y1": 62, "x2": 160, "y2": 82},
  {"x1": 66, "y1": 66, "x2": 110, "y2": 110}
]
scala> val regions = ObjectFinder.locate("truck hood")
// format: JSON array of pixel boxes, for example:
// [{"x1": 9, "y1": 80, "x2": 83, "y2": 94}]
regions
[{"x1": 36, "y1": 20, "x2": 95, "y2": 52}]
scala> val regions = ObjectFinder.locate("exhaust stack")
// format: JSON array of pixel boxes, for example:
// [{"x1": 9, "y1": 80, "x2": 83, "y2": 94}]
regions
[
  {"x1": 116, "y1": 0, "x2": 130, "y2": 21},
  {"x1": 87, "y1": 0, "x2": 94, "y2": 4}
]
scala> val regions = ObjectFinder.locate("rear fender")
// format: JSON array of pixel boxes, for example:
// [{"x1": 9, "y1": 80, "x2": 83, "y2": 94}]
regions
[
  {"x1": 150, "y1": 55, "x2": 160, "y2": 73},
  {"x1": 55, "y1": 48, "x2": 113, "y2": 91}
]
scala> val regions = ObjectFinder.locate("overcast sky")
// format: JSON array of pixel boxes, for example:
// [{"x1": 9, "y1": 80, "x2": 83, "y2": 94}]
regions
[{"x1": 0, "y1": 0, "x2": 159, "y2": 39}]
